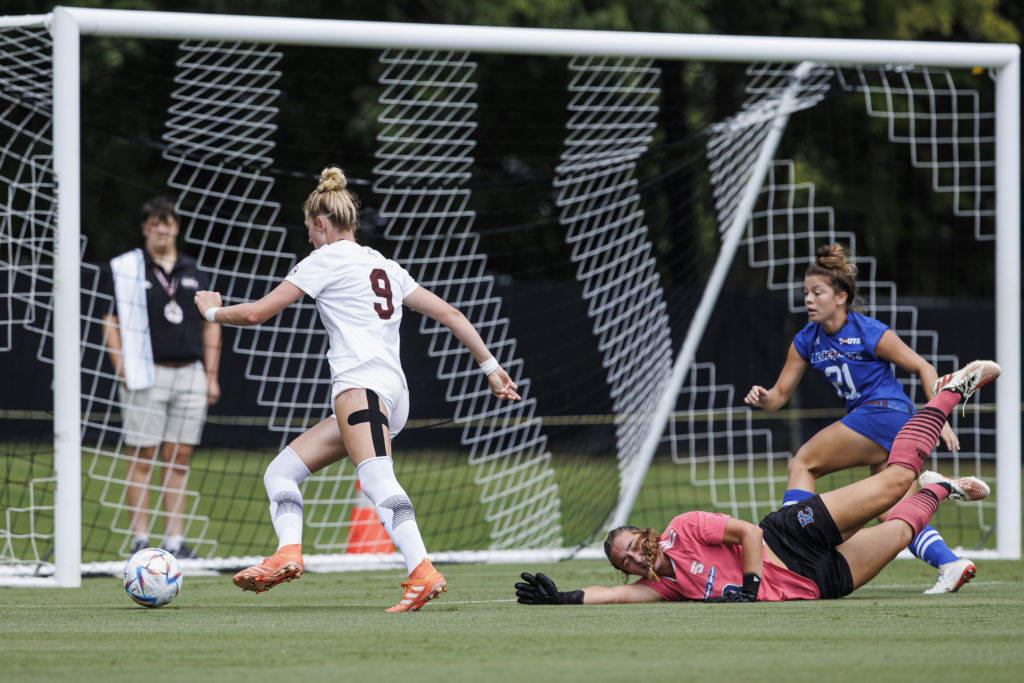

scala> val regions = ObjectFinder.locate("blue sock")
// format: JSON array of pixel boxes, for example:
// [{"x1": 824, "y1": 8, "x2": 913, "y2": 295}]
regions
[
  {"x1": 908, "y1": 525, "x2": 960, "y2": 567},
  {"x1": 782, "y1": 489, "x2": 814, "y2": 507}
]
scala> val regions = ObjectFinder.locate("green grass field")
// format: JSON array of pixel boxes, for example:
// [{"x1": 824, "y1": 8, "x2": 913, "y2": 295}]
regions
[
  {"x1": 2, "y1": 556, "x2": 1023, "y2": 683},
  {"x1": 1, "y1": 440, "x2": 1017, "y2": 682}
]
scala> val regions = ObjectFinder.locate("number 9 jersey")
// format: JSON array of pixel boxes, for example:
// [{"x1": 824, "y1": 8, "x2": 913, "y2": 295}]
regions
[
  {"x1": 286, "y1": 240, "x2": 419, "y2": 389},
  {"x1": 792, "y1": 311, "x2": 910, "y2": 411}
]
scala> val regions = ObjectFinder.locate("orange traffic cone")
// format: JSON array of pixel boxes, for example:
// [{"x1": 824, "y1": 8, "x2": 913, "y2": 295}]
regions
[{"x1": 346, "y1": 481, "x2": 395, "y2": 554}]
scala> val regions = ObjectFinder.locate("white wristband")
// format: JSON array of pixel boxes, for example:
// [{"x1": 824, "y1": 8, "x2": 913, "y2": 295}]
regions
[
  {"x1": 205, "y1": 307, "x2": 220, "y2": 323},
  {"x1": 479, "y1": 356, "x2": 499, "y2": 375}
]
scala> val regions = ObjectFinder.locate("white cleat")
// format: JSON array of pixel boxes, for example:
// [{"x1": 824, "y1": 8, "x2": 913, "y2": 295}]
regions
[
  {"x1": 931, "y1": 360, "x2": 1001, "y2": 415},
  {"x1": 923, "y1": 557, "x2": 977, "y2": 594},
  {"x1": 919, "y1": 470, "x2": 991, "y2": 501}
]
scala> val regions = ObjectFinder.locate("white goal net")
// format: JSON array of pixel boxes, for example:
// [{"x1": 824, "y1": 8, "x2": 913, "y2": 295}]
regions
[{"x1": 0, "y1": 9, "x2": 1018, "y2": 586}]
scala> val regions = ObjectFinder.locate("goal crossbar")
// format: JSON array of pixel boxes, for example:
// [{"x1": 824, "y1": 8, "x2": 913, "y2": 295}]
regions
[{"x1": 61, "y1": 7, "x2": 1020, "y2": 67}]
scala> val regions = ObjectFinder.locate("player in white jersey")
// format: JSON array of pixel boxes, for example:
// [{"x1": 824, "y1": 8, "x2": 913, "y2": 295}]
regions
[{"x1": 194, "y1": 167, "x2": 520, "y2": 612}]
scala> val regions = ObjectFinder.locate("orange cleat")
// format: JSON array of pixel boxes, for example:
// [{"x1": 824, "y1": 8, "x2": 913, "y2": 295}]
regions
[
  {"x1": 385, "y1": 558, "x2": 446, "y2": 612},
  {"x1": 233, "y1": 544, "x2": 304, "y2": 594}
]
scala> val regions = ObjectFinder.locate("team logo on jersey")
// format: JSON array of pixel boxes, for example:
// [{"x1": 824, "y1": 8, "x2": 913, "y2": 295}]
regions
[
  {"x1": 689, "y1": 560, "x2": 704, "y2": 575},
  {"x1": 810, "y1": 349, "x2": 842, "y2": 363},
  {"x1": 702, "y1": 566, "x2": 717, "y2": 600},
  {"x1": 180, "y1": 276, "x2": 199, "y2": 290},
  {"x1": 810, "y1": 349, "x2": 871, "y2": 364},
  {"x1": 797, "y1": 506, "x2": 815, "y2": 527},
  {"x1": 838, "y1": 337, "x2": 861, "y2": 345}
]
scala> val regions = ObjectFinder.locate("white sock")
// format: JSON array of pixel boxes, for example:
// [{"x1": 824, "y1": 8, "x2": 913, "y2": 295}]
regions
[
  {"x1": 163, "y1": 535, "x2": 184, "y2": 552},
  {"x1": 356, "y1": 457, "x2": 427, "y2": 574},
  {"x1": 264, "y1": 446, "x2": 311, "y2": 549}
]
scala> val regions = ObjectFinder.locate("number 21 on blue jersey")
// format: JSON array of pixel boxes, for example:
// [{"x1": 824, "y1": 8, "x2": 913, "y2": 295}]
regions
[{"x1": 824, "y1": 363, "x2": 860, "y2": 401}]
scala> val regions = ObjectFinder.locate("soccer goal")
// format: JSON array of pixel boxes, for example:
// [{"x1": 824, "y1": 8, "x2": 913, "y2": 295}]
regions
[{"x1": 0, "y1": 8, "x2": 1018, "y2": 587}]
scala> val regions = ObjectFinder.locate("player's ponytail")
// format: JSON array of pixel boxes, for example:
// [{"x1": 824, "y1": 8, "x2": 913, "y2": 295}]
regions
[
  {"x1": 303, "y1": 166, "x2": 360, "y2": 233},
  {"x1": 806, "y1": 243, "x2": 861, "y2": 311},
  {"x1": 636, "y1": 527, "x2": 661, "y2": 582}
]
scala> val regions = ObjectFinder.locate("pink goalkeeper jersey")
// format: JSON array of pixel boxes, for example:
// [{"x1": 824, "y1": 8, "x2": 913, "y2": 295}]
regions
[{"x1": 637, "y1": 511, "x2": 820, "y2": 601}]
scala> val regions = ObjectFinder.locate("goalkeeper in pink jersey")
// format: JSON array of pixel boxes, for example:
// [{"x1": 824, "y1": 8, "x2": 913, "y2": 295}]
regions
[{"x1": 515, "y1": 360, "x2": 998, "y2": 605}]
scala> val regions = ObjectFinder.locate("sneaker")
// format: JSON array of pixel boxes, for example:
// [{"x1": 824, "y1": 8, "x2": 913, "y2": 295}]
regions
[
  {"x1": 385, "y1": 558, "x2": 447, "y2": 613},
  {"x1": 129, "y1": 538, "x2": 148, "y2": 555},
  {"x1": 931, "y1": 360, "x2": 1001, "y2": 415},
  {"x1": 923, "y1": 557, "x2": 977, "y2": 594},
  {"x1": 162, "y1": 542, "x2": 202, "y2": 560},
  {"x1": 919, "y1": 470, "x2": 991, "y2": 501},
  {"x1": 233, "y1": 546, "x2": 304, "y2": 594}
]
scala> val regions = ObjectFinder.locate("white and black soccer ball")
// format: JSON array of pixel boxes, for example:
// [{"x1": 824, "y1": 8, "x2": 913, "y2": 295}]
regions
[{"x1": 123, "y1": 547, "x2": 182, "y2": 608}]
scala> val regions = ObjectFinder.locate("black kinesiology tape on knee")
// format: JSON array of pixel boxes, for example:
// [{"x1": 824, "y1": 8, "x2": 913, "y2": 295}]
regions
[{"x1": 347, "y1": 388, "x2": 390, "y2": 458}]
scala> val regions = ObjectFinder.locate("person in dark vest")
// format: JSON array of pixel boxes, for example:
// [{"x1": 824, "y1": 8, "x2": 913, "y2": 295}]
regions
[{"x1": 100, "y1": 196, "x2": 221, "y2": 559}]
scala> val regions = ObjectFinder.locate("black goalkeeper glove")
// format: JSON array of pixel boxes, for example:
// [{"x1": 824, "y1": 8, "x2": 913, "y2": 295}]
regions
[
  {"x1": 706, "y1": 573, "x2": 760, "y2": 603},
  {"x1": 515, "y1": 572, "x2": 584, "y2": 605}
]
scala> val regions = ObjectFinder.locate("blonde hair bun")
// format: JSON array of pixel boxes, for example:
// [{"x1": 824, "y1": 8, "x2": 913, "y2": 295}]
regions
[
  {"x1": 303, "y1": 166, "x2": 360, "y2": 232},
  {"x1": 317, "y1": 166, "x2": 347, "y2": 193}
]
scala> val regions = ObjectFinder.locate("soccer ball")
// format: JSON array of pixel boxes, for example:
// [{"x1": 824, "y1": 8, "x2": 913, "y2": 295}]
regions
[{"x1": 123, "y1": 547, "x2": 182, "y2": 608}]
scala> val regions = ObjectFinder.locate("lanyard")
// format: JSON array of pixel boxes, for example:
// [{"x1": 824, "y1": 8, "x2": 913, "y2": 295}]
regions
[
  {"x1": 152, "y1": 266, "x2": 179, "y2": 300},
  {"x1": 152, "y1": 265, "x2": 185, "y2": 325}
]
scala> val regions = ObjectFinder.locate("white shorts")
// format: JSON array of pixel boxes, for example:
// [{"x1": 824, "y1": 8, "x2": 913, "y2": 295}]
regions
[
  {"x1": 119, "y1": 360, "x2": 208, "y2": 447},
  {"x1": 331, "y1": 358, "x2": 409, "y2": 438}
]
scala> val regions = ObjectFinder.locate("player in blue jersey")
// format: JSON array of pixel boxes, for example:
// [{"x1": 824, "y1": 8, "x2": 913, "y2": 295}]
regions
[{"x1": 744, "y1": 243, "x2": 973, "y2": 594}]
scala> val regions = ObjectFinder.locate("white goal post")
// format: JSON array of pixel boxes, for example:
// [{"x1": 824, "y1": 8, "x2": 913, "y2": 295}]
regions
[{"x1": 4, "y1": 7, "x2": 1019, "y2": 587}]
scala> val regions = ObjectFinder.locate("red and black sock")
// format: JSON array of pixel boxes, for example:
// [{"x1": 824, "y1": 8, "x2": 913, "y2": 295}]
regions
[
  {"x1": 886, "y1": 391, "x2": 961, "y2": 475},
  {"x1": 887, "y1": 483, "x2": 951, "y2": 536}
]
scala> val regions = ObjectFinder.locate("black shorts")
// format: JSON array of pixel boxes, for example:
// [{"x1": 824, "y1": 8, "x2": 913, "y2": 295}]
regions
[{"x1": 758, "y1": 495, "x2": 855, "y2": 599}]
